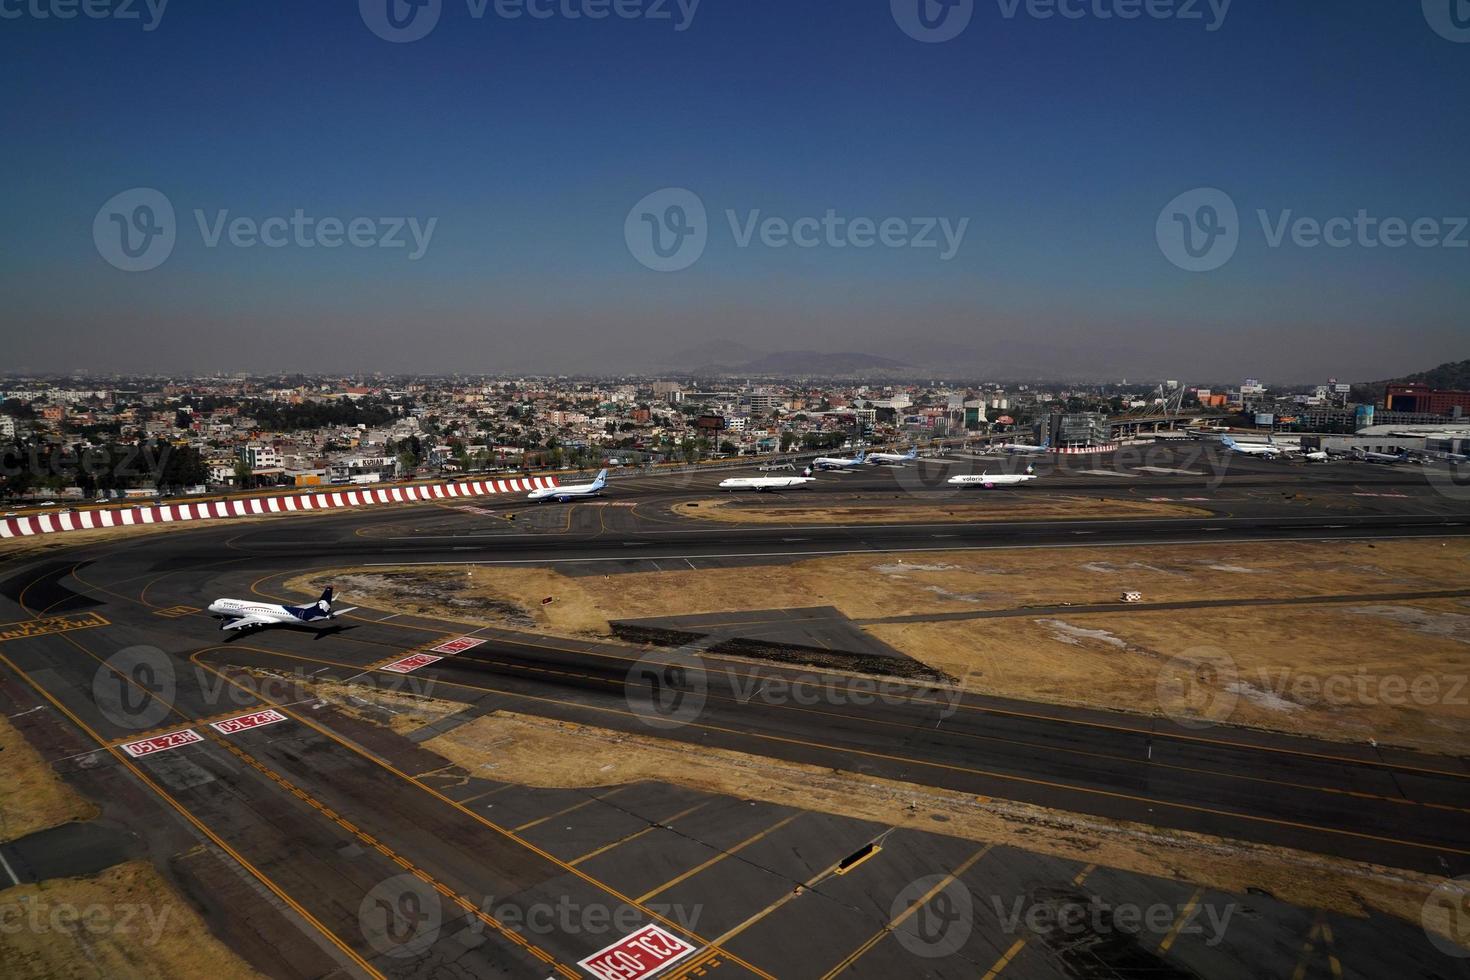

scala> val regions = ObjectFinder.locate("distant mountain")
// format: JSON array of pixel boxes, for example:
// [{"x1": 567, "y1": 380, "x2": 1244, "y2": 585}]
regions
[
  {"x1": 692, "y1": 350, "x2": 913, "y2": 377},
  {"x1": 1354, "y1": 358, "x2": 1470, "y2": 403}
]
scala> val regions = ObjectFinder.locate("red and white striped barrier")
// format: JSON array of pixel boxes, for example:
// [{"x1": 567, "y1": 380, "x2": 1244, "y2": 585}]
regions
[{"x1": 0, "y1": 476, "x2": 559, "y2": 540}]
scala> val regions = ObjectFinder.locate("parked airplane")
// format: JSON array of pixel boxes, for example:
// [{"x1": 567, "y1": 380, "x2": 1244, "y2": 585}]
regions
[
  {"x1": 867, "y1": 447, "x2": 918, "y2": 465},
  {"x1": 209, "y1": 587, "x2": 357, "y2": 632},
  {"x1": 812, "y1": 449, "x2": 867, "y2": 471},
  {"x1": 948, "y1": 465, "x2": 1038, "y2": 488},
  {"x1": 1220, "y1": 434, "x2": 1285, "y2": 458},
  {"x1": 718, "y1": 476, "x2": 816, "y2": 492},
  {"x1": 1299, "y1": 449, "x2": 1330, "y2": 463},
  {"x1": 527, "y1": 469, "x2": 607, "y2": 502},
  {"x1": 991, "y1": 437, "x2": 1051, "y2": 456},
  {"x1": 1353, "y1": 448, "x2": 1415, "y2": 465}
]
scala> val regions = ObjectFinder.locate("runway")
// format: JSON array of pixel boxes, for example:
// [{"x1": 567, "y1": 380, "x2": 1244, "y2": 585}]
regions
[{"x1": 3, "y1": 449, "x2": 1469, "y2": 978}]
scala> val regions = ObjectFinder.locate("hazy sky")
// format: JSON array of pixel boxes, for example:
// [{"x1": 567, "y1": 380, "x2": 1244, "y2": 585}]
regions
[{"x1": 1, "y1": 1, "x2": 1466, "y2": 383}]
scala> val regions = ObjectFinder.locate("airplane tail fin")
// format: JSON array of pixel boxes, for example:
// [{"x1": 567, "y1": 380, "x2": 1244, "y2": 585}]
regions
[
  {"x1": 855, "y1": 450, "x2": 866, "y2": 462},
  {"x1": 319, "y1": 587, "x2": 334, "y2": 607},
  {"x1": 906, "y1": 447, "x2": 917, "y2": 458},
  {"x1": 1221, "y1": 435, "x2": 1238, "y2": 448},
  {"x1": 592, "y1": 468, "x2": 608, "y2": 488}
]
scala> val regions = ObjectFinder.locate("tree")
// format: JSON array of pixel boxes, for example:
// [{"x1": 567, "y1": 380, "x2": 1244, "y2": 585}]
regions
[{"x1": 234, "y1": 459, "x2": 253, "y2": 489}]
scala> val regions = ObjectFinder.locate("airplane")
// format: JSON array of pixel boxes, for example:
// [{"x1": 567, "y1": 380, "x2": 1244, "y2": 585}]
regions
[
  {"x1": 527, "y1": 468, "x2": 607, "y2": 502},
  {"x1": 812, "y1": 449, "x2": 867, "y2": 471},
  {"x1": 867, "y1": 447, "x2": 918, "y2": 466},
  {"x1": 948, "y1": 470, "x2": 1039, "y2": 488},
  {"x1": 1299, "y1": 449, "x2": 1330, "y2": 463},
  {"x1": 1354, "y1": 448, "x2": 1416, "y2": 465},
  {"x1": 718, "y1": 475, "x2": 816, "y2": 492},
  {"x1": 1219, "y1": 434, "x2": 1285, "y2": 458},
  {"x1": 209, "y1": 587, "x2": 357, "y2": 633},
  {"x1": 990, "y1": 436, "x2": 1051, "y2": 456}
]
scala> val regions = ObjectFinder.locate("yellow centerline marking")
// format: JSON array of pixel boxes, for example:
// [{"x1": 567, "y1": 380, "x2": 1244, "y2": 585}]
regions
[
  {"x1": 820, "y1": 845, "x2": 990, "y2": 979},
  {"x1": 635, "y1": 814, "x2": 802, "y2": 905},
  {"x1": 514, "y1": 789, "x2": 624, "y2": 833},
  {"x1": 1158, "y1": 886, "x2": 1204, "y2": 953},
  {"x1": 570, "y1": 801, "x2": 711, "y2": 866}
]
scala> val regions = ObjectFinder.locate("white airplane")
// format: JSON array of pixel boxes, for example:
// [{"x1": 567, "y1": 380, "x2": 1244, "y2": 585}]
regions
[
  {"x1": 812, "y1": 449, "x2": 867, "y2": 471},
  {"x1": 718, "y1": 475, "x2": 816, "y2": 492},
  {"x1": 948, "y1": 467, "x2": 1039, "y2": 488},
  {"x1": 1299, "y1": 449, "x2": 1330, "y2": 463},
  {"x1": 1220, "y1": 434, "x2": 1285, "y2": 458},
  {"x1": 527, "y1": 469, "x2": 607, "y2": 502},
  {"x1": 867, "y1": 447, "x2": 918, "y2": 466},
  {"x1": 1354, "y1": 448, "x2": 1415, "y2": 465},
  {"x1": 209, "y1": 587, "x2": 357, "y2": 633},
  {"x1": 990, "y1": 437, "x2": 1051, "y2": 456}
]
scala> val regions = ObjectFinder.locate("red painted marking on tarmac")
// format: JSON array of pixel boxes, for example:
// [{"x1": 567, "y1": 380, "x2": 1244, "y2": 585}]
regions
[
  {"x1": 211, "y1": 709, "x2": 288, "y2": 734},
  {"x1": 577, "y1": 924, "x2": 697, "y2": 980},
  {"x1": 382, "y1": 653, "x2": 444, "y2": 673},
  {"x1": 430, "y1": 636, "x2": 487, "y2": 655},
  {"x1": 120, "y1": 729, "x2": 204, "y2": 758}
]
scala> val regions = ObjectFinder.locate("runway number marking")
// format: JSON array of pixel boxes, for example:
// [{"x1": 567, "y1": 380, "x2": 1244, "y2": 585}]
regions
[
  {"x1": 431, "y1": 636, "x2": 487, "y2": 655},
  {"x1": 120, "y1": 729, "x2": 203, "y2": 758},
  {"x1": 382, "y1": 653, "x2": 444, "y2": 673},
  {"x1": 211, "y1": 709, "x2": 288, "y2": 734},
  {"x1": 577, "y1": 924, "x2": 696, "y2": 980},
  {"x1": 0, "y1": 611, "x2": 109, "y2": 641}
]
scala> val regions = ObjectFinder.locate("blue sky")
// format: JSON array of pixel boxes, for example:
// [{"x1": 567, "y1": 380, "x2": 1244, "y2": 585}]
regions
[{"x1": 1, "y1": 1, "x2": 1466, "y2": 380}]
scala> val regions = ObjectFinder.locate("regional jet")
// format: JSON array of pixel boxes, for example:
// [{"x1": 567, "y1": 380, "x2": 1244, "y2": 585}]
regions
[
  {"x1": 812, "y1": 449, "x2": 867, "y2": 471},
  {"x1": 1220, "y1": 435, "x2": 1285, "y2": 458},
  {"x1": 527, "y1": 469, "x2": 608, "y2": 502},
  {"x1": 209, "y1": 587, "x2": 357, "y2": 632},
  {"x1": 990, "y1": 437, "x2": 1051, "y2": 456},
  {"x1": 867, "y1": 447, "x2": 918, "y2": 465},
  {"x1": 718, "y1": 475, "x2": 816, "y2": 492}
]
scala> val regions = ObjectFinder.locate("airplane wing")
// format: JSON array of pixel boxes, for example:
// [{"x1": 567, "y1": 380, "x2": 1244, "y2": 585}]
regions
[
  {"x1": 220, "y1": 614, "x2": 275, "y2": 631},
  {"x1": 331, "y1": 607, "x2": 358, "y2": 617}
]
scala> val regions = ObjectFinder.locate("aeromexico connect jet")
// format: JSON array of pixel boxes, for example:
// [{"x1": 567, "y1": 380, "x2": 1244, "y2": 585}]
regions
[
  {"x1": 812, "y1": 449, "x2": 867, "y2": 471},
  {"x1": 867, "y1": 446, "x2": 918, "y2": 465},
  {"x1": 209, "y1": 587, "x2": 357, "y2": 632},
  {"x1": 527, "y1": 468, "x2": 607, "y2": 502}
]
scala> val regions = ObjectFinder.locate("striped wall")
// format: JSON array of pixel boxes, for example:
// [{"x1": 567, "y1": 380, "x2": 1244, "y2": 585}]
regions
[{"x1": 0, "y1": 477, "x2": 558, "y2": 540}]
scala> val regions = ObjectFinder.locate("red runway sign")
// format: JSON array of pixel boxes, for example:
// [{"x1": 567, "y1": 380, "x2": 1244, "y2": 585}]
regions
[
  {"x1": 211, "y1": 709, "x2": 288, "y2": 734},
  {"x1": 430, "y1": 636, "x2": 487, "y2": 655},
  {"x1": 577, "y1": 925, "x2": 697, "y2": 980},
  {"x1": 120, "y1": 729, "x2": 203, "y2": 758},
  {"x1": 382, "y1": 652, "x2": 443, "y2": 673}
]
